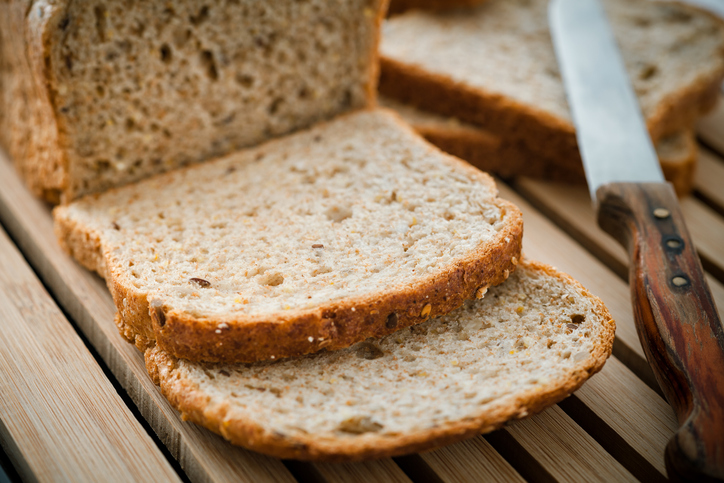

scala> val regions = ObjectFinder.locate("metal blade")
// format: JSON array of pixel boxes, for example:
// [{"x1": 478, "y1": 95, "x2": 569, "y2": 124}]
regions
[{"x1": 549, "y1": 0, "x2": 664, "y2": 202}]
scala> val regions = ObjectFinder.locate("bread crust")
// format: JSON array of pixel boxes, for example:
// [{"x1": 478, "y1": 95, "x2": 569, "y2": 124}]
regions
[
  {"x1": 54, "y1": 108, "x2": 524, "y2": 363},
  {"x1": 0, "y1": 1, "x2": 68, "y2": 203},
  {"x1": 379, "y1": 1, "x2": 724, "y2": 177},
  {"x1": 144, "y1": 260, "x2": 616, "y2": 461}
]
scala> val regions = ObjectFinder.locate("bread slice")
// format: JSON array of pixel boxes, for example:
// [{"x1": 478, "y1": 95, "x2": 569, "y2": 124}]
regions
[
  {"x1": 379, "y1": 0, "x2": 724, "y2": 169},
  {"x1": 54, "y1": 109, "x2": 524, "y2": 364},
  {"x1": 381, "y1": 97, "x2": 699, "y2": 196},
  {"x1": 145, "y1": 260, "x2": 615, "y2": 461},
  {"x1": 0, "y1": 0, "x2": 385, "y2": 203},
  {"x1": 388, "y1": 0, "x2": 488, "y2": 16}
]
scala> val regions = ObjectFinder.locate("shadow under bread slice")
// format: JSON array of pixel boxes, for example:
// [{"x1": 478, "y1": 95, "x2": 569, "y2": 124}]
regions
[
  {"x1": 53, "y1": 108, "x2": 523, "y2": 364},
  {"x1": 145, "y1": 259, "x2": 615, "y2": 461}
]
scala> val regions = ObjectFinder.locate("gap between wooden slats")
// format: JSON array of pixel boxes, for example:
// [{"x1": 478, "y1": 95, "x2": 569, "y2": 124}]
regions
[
  {"x1": 0, "y1": 226, "x2": 180, "y2": 483},
  {"x1": 0, "y1": 153, "x2": 294, "y2": 483},
  {"x1": 0, "y1": 153, "x2": 525, "y2": 483}
]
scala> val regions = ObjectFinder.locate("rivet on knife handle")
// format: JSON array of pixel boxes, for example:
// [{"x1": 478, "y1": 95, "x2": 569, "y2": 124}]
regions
[{"x1": 597, "y1": 181, "x2": 724, "y2": 482}]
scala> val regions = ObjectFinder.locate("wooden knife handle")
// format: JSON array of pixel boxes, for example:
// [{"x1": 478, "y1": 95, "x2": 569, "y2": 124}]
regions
[{"x1": 597, "y1": 182, "x2": 724, "y2": 482}]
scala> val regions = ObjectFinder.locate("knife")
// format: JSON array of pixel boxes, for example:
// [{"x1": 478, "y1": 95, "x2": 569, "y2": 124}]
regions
[{"x1": 549, "y1": 0, "x2": 724, "y2": 481}]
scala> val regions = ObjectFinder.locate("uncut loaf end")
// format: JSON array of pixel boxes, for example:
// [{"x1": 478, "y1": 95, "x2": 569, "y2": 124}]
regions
[
  {"x1": 0, "y1": 0, "x2": 386, "y2": 202},
  {"x1": 54, "y1": 109, "x2": 524, "y2": 364},
  {"x1": 146, "y1": 260, "x2": 615, "y2": 461}
]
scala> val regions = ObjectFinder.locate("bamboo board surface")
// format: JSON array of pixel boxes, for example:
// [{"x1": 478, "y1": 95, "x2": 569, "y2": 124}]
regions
[{"x1": 1, "y1": 96, "x2": 723, "y2": 482}]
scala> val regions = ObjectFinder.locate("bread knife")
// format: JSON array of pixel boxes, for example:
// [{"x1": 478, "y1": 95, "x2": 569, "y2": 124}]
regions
[{"x1": 549, "y1": 0, "x2": 724, "y2": 480}]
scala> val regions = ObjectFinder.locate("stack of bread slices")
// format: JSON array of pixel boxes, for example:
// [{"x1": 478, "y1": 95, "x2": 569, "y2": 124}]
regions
[
  {"x1": 0, "y1": 0, "x2": 627, "y2": 461},
  {"x1": 380, "y1": 0, "x2": 724, "y2": 196}
]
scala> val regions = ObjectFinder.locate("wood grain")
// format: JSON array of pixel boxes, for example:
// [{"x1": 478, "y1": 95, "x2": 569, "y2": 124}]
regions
[
  {"x1": 597, "y1": 182, "x2": 724, "y2": 481},
  {"x1": 505, "y1": 406, "x2": 637, "y2": 482},
  {"x1": 0, "y1": 152, "x2": 295, "y2": 483},
  {"x1": 418, "y1": 437, "x2": 524, "y2": 483},
  {"x1": 0, "y1": 226, "x2": 180, "y2": 483}
]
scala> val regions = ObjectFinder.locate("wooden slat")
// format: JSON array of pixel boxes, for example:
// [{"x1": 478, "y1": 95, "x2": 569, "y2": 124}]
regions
[
  {"x1": 573, "y1": 357, "x2": 676, "y2": 477},
  {"x1": 0, "y1": 226, "x2": 180, "y2": 482},
  {"x1": 695, "y1": 147, "x2": 724, "y2": 213},
  {"x1": 0, "y1": 153, "x2": 296, "y2": 483},
  {"x1": 505, "y1": 406, "x2": 636, "y2": 482},
  {"x1": 512, "y1": 179, "x2": 724, "y2": 317},
  {"x1": 419, "y1": 437, "x2": 524, "y2": 482}
]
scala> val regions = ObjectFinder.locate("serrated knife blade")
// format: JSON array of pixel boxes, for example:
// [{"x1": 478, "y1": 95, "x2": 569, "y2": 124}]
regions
[{"x1": 549, "y1": 0, "x2": 724, "y2": 480}]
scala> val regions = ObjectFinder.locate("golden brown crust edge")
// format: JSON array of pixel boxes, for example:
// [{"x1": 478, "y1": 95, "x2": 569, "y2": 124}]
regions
[
  {"x1": 144, "y1": 259, "x2": 616, "y2": 462},
  {"x1": 53, "y1": 108, "x2": 524, "y2": 363}
]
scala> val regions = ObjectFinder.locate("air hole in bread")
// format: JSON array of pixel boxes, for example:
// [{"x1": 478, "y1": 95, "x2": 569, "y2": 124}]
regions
[
  {"x1": 259, "y1": 272, "x2": 284, "y2": 287},
  {"x1": 571, "y1": 314, "x2": 585, "y2": 324},
  {"x1": 639, "y1": 64, "x2": 657, "y2": 81},
  {"x1": 235, "y1": 73, "x2": 254, "y2": 88},
  {"x1": 160, "y1": 43, "x2": 173, "y2": 64},
  {"x1": 94, "y1": 5, "x2": 107, "y2": 42},
  {"x1": 190, "y1": 5, "x2": 209, "y2": 25},
  {"x1": 337, "y1": 416, "x2": 383, "y2": 434},
  {"x1": 201, "y1": 50, "x2": 219, "y2": 81},
  {"x1": 325, "y1": 206, "x2": 352, "y2": 223}
]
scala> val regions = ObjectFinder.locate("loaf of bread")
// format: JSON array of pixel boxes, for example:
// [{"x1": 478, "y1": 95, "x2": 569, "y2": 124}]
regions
[
  {"x1": 0, "y1": 0, "x2": 385, "y2": 203},
  {"x1": 380, "y1": 97, "x2": 699, "y2": 196},
  {"x1": 379, "y1": 0, "x2": 724, "y2": 176},
  {"x1": 54, "y1": 109, "x2": 523, "y2": 364},
  {"x1": 145, "y1": 260, "x2": 615, "y2": 461}
]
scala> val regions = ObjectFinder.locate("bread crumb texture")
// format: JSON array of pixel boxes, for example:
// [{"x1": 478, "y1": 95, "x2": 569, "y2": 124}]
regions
[
  {"x1": 23, "y1": 0, "x2": 381, "y2": 199},
  {"x1": 56, "y1": 109, "x2": 522, "y2": 361},
  {"x1": 147, "y1": 261, "x2": 615, "y2": 461},
  {"x1": 381, "y1": 0, "x2": 724, "y2": 124}
]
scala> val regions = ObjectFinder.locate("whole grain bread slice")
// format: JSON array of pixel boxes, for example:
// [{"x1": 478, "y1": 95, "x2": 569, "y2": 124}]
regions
[
  {"x1": 381, "y1": 96, "x2": 699, "y2": 196},
  {"x1": 0, "y1": 0, "x2": 385, "y2": 203},
  {"x1": 379, "y1": 0, "x2": 724, "y2": 170},
  {"x1": 145, "y1": 259, "x2": 615, "y2": 461},
  {"x1": 54, "y1": 109, "x2": 523, "y2": 364}
]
